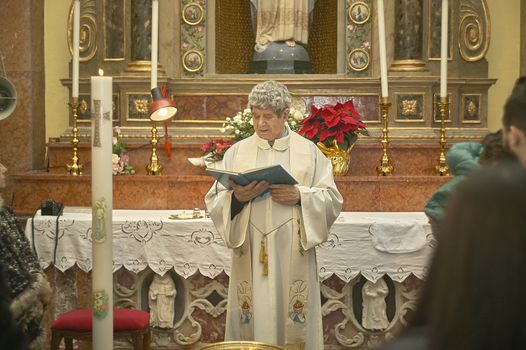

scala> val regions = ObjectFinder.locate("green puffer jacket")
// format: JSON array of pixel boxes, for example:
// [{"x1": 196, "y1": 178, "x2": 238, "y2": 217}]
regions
[{"x1": 424, "y1": 142, "x2": 483, "y2": 222}]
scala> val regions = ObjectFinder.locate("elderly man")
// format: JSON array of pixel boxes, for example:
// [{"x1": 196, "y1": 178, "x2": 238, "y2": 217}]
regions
[
  {"x1": 502, "y1": 76, "x2": 526, "y2": 167},
  {"x1": 205, "y1": 80, "x2": 342, "y2": 349}
]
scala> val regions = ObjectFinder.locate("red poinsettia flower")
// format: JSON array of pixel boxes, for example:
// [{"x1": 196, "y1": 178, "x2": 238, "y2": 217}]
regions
[
  {"x1": 200, "y1": 139, "x2": 234, "y2": 161},
  {"x1": 298, "y1": 100, "x2": 369, "y2": 149}
]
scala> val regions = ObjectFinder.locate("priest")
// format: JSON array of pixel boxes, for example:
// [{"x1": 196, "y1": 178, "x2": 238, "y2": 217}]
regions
[{"x1": 205, "y1": 80, "x2": 343, "y2": 350}]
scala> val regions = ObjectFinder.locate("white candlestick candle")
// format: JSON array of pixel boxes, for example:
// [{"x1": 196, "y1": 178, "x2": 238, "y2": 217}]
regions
[
  {"x1": 151, "y1": 0, "x2": 159, "y2": 89},
  {"x1": 91, "y1": 70, "x2": 113, "y2": 350},
  {"x1": 377, "y1": 0, "x2": 389, "y2": 98},
  {"x1": 72, "y1": 0, "x2": 80, "y2": 97},
  {"x1": 440, "y1": 0, "x2": 449, "y2": 98}
]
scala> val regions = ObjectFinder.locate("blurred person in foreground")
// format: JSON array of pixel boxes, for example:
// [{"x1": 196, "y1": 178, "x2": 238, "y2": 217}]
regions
[
  {"x1": 205, "y1": 80, "x2": 343, "y2": 349},
  {"x1": 0, "y1": 162, "x2": 52, "y2": 349},
  {"x1": 502, "y1": 76, "x2": 526, "y2": 167},
  {"x1": 381, "y1": 164, "x2": 526, "y2": 350},
  {"x1": 424, "y1": 129, "x2": 516, "y2": 235}
]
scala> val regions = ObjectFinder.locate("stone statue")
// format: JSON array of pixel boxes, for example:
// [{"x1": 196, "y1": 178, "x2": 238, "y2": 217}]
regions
[
  {"x1": 361, "y1": 278, "x2": 390, "y2": 331},
  {"x1": 249, "y1": 0, "x2": 316, "y2": 73},
  {"x1": 148, "y1": 274, "x2": 177, "y2": 328},
  {"x1": 251, "y1": 0, "x2": 314, "y2": 52}
]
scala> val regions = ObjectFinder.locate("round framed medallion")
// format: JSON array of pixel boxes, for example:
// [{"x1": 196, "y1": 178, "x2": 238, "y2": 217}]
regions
[
  {"x1": 182, "y1": 3, "x2": 204, "y2": 26},
  {"x1": 348, "y1": 48, "x2": 370, "y2": 71},
  {"x1": 182, "y1": 50, "x2": 204, "y2": 72},
  {"x1": 349, "y1": 1, "x2": 371, "y2": 25}
]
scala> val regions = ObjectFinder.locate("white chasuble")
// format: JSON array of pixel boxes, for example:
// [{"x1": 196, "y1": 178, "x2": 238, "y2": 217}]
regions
[{"x1": 205, "y1": 127, "x2": 343, "y2": 350}]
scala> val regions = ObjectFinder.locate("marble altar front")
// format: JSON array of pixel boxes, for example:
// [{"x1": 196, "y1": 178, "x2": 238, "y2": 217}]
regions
[{"x1": 27, "y1": 208, "x2": 435, "y2": 349}]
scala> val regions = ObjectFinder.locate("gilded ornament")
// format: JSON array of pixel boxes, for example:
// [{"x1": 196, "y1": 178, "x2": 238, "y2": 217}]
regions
[
  {"x1": 67, "y1": 0, "x2": 97, "y2": 62},
  {"x1": 467, "y1": 101, "x2": 478, "y2": 118},
  {"x1": 134, "y1": 98, "x2": 150, "y2": 115},
  {"x1": 317, "y1": 141, "x2": 354, "y2": 176},
  {"x1": 402, "y1": 100, "x2": 418, "y2": 115},
  {"x1": 458, "y1": 0, "x2": 490, "y2": 62},
  {"x1": 79, "y1": 99, "x2": 88, "y2": 114}
]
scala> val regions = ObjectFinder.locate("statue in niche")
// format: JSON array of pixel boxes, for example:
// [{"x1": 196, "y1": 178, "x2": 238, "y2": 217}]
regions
[
  {"x1": 148, "y1": 274, "x2": 177, "y2": 328},
  {"x1": 249, "y1": 0, "x2": 316, "y2": 73},
  {"x1": 361, "y1": 278, "x2": 389, "y2": 331}
]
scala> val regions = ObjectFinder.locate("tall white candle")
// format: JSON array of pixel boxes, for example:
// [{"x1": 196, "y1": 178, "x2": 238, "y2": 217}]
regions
[
  {"x1": 377, "y1": 0, "x2": 389, "y2": 97},
  {"x1": 151, "y1": 0, "x2": 159, "y2": 90},
  {"x1": 72, "y1": 0, "x2": 80, "y2": 97},
  {"x1": 91, "y1": 69, "x2": 113, "y2": 350},
  {"x1": 440, "y1": 0, "x2": 449, "y2": 98}
]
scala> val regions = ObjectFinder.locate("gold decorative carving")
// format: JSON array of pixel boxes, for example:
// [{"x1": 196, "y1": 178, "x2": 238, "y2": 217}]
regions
[
  {"x1": 67, "y1": 0, "x2": 97, "y2": 62},
  {"x1": 467, "y1": 101, "x2": 477, "y2": 117},
  {"x1": 389, "y1": 59, "x2": 427, "y2": 72},
  {"x1": 79, "y1": 99, "x2": 88, "y2": 114},
  {"x1": 401, "y1": 100, "x2": 418, "y2": 115},
  {"x1": 458, "y1": 0, "x2": 490, "y2": 62},
  {"x1": 134, "y1": 99, "x2": 150, "y2": 115},
  {"x1": 126, "y1": 60, "x2": 152, "y2": 73},
  {"x1": 461, "y1": 94, "x2": 482, "y2": 124}
]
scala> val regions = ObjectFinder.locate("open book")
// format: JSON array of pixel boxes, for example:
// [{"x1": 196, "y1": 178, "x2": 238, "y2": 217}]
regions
[{"x1": 205, "y1": 164, "x2": 298, "y2": 190}]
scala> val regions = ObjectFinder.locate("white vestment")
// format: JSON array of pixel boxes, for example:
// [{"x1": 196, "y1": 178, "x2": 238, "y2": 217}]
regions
[{"x1": 205, "y1": 127, "x2": 342, "y2": 350}]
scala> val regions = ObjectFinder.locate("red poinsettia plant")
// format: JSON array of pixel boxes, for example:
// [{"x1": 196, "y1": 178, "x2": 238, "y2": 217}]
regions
[
  {"x1": 200, "y1": 139, "x2": 235, "y2": 161},
  {"x1": 298, "y1": 100, "x2": 369, "y2": 149}
]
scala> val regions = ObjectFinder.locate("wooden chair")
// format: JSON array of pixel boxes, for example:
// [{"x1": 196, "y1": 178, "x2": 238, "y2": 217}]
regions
[{"x1": 50, "y1": 308, "x2": 151, "y2": 350}]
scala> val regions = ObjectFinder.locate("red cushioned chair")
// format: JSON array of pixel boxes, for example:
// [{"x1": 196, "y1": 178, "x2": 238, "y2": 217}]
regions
[{"x1": 50, "y1": 308, "x2": 151, "y2": 350}]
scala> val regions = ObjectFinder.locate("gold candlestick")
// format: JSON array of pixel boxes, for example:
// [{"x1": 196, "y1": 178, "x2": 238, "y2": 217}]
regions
[
  {"x1": 435, "y1": 97, "x2": 450, "y2": 176},
  {"x1": 376, "y1": 97, "x2": 393, "y2": 175},
  {"x1": 146, "y1": 122, "x2": 163, "y2": 175},
  {"x1": 66, "y1": 97, "x2": 83, "y2": 175}
]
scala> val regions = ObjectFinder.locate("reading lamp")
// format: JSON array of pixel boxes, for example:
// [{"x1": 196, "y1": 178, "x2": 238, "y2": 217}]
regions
[{"x1": 146, "y1": 86, "x2": 177, "y2": 175}]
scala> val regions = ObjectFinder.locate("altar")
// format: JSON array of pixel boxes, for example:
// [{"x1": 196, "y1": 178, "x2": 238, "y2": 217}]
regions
[{"x1": 27, "y1": 208, "x2": 435, "y2": 349}]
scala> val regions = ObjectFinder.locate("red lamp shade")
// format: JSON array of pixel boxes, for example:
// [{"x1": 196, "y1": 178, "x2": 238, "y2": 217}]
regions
[{"x1": 149, "y1": 87, "x2": 177, "y2": 122}]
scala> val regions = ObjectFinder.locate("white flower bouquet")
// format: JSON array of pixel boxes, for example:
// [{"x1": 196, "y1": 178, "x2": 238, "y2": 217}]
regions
[{"x1": 223, "y1": 107, "x2": 307, "y2": 141}]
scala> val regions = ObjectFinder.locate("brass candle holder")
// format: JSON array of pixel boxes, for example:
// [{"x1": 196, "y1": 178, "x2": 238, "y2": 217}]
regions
[
  {"x1": 146, "y1": 122, "x2": 163, "y2": 175},
  {"x1": 435, "y1": 97, "x2": 450, "y2": 176},
  {"x1": 66, "y1": 97, "x2": 83, "y2": 175},
  {"x1": 376, "y1": 96, "x2": 394, "y2": 175}
]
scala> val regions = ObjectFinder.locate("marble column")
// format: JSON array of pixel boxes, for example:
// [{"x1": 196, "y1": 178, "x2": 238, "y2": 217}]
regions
[
  {"x1": 390, "y1": 0, "x2": 427, "y2": 71},
  {"x1": 125, "y1": 0, "x2": 166, "y2": 75},
  {"x1": 126, "y1": 0, "x2": 156, "y2": 73}
]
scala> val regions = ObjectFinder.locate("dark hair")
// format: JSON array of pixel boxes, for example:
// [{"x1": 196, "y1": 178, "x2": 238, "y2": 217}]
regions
[
  {"x1": 479, "y1": 129, "x2": 517, "y2": 165},
  {"x1": 502, "y1": 76, "x2": 526, "y2": 133},
  {"x1": 413, "y1": 165, "x2": 526, "y2": 350}
]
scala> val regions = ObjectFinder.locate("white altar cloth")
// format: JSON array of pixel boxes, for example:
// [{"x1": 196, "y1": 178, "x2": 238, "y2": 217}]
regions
[{"x1": 25, "y1": 208, "x2": 435, "y2": 283}]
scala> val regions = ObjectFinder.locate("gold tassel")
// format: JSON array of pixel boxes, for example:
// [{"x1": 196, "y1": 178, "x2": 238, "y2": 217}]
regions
[{"x1": 259, "y1": 237, "x2": 268, "y2": 276}]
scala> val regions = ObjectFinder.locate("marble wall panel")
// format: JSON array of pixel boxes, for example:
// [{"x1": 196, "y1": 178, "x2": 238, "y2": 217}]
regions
[
  {"x1": 0, "y1": 0, "x2": 45, "y2": 202},
  {"x1": 173, "y1": 95, "x2": 248, "y2": 121}
]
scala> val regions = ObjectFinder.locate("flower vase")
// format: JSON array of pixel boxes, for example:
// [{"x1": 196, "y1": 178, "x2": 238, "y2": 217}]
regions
[
  {"x1": 317, "y1": 140, "x2": 354, "y2": 176},
  {"x1": 204, "y1": 158, "x2": 222, "y2": 169}
]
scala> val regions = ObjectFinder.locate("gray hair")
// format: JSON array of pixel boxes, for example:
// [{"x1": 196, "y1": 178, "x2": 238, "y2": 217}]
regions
[{"x1": 247, "y1": 80, "x2": 292, "y2": 116}]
